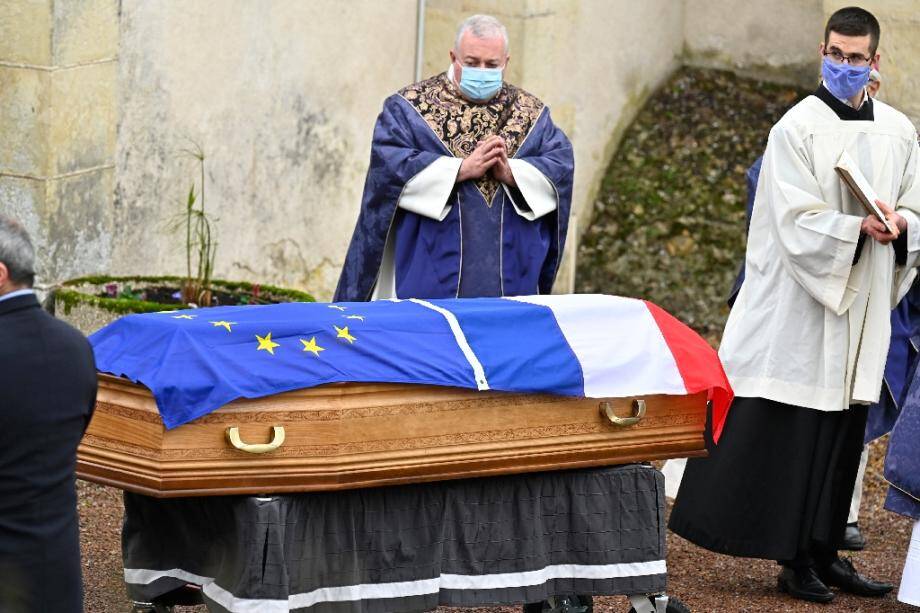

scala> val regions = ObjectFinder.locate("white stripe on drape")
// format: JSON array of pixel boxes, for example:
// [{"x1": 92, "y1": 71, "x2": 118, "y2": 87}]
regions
[
  {"x1": 125, "y1": 560, "x2": 667, "y2": 612},
  {"x1": 409, "y1": 298, "x2": 490, "y2": 390}
]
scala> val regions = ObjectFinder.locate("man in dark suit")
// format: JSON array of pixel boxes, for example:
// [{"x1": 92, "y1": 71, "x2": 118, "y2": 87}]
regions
[{"x1": 0, "y1": 215, "x2": 97, "y2": 612}]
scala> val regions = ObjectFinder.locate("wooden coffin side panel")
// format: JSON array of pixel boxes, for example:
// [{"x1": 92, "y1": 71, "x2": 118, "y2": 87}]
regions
[{"x1": 77, "y1": 376, "x2": 708, "y2": 497}]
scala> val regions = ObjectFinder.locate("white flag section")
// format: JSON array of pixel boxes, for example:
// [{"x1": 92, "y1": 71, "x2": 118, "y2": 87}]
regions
[{"x1": 509, "y1": 294, "x2": 687, "y2": 398}]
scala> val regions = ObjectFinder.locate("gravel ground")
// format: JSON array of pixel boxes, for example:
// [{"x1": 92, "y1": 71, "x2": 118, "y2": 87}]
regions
[{"x1": 79, "y1": 437, "x2": 915, "y2": 612}]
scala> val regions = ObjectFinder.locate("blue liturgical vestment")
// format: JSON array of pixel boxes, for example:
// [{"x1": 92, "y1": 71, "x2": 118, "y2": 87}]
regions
[{"x1": 335, "y1": 73, "x2": 574, "y2": 301}]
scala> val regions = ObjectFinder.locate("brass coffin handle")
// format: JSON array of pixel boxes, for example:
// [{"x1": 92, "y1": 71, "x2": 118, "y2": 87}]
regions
[
  {"x1": 599, "y1": 399, "x2": 646, "y2": 427},
  {"x1": 226, "y1": 426, "x2": 286, "y2": 454}
]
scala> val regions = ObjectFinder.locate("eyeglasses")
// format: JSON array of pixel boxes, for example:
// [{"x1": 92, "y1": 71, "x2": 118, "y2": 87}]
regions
[{"x1": 823, "y1": 48, "x2": 872, "y2": 67}]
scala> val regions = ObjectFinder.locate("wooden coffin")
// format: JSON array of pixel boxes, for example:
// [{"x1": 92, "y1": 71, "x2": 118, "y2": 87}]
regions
[{"x1": 77, "y1": 374, "x2": 708, "y2": 497}]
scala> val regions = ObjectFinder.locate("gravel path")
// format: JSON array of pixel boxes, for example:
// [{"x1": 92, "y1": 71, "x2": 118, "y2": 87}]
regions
[{"x1": 79, "y1": 437, "x2": 915, "y2": 612}]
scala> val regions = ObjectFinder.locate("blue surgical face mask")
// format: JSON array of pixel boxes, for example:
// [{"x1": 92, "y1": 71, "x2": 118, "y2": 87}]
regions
[
  {"x1": 822, "y1": 56, "x2": 871, "y2": 100},
  {"x1": 455, "y1": 63, "x2": 503, "y2": 101}
]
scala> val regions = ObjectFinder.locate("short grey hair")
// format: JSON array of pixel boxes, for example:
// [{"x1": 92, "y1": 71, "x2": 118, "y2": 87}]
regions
[
  {"x1": 0, "y1": 215, "x2": 35, "y2": 287},
  {"x1": 454, "y1": 14, "x2": 509, "y2": 55}
]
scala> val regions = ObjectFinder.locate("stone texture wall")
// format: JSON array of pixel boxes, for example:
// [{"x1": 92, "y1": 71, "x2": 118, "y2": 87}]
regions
[
  {"x1": 684, "y1": 0, "x2": 825, "y2": 87},
  {"x1": 3, "y1": 1, "x2": 917, "y2": 300},
  {"x1": 0, "y1": 0, "x2": 118, "y2": 283},
  {"x1": 110, "y1": 0, "x2": 416, "y2": 299}
]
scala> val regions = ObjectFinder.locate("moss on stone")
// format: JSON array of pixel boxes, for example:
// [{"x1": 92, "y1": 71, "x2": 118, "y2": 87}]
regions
[
  {"x1": 56, "y1": 275, "x2": 315, "y2": 316},
  {"x1": 55, "y1": 288, "x2": 182, "y2": 316},
  {"x1": 576, "y1": 68, "x2": 810, "y2": 341}
]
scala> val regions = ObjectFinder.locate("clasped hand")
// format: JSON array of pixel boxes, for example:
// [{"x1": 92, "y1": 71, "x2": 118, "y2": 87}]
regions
[
  {"x1": 457, "y1": 136, "x2": 516, "y2": 186},
  {"x1": 861, "y1": 199, "x2": 907, "y2": 245}
]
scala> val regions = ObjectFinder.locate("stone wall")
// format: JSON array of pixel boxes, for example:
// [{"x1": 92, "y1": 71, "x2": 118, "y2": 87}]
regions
[
  {"x1": 110, "y1": 0, "x2": 417, "y2": 299},
  {"x1": 0, "y1": 0, "x2": 118, "y2": 283},
  {"x1": 2, "y1": 1, "x2": 917, "y2": 300},
  {"x1": 684, "y1": 0, "x2": 824, "y2": 87}
]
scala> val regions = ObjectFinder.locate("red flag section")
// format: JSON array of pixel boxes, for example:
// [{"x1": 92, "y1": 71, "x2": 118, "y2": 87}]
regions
[{"x1": 644, "y1": 301, "x2": 733, "y2": 443}]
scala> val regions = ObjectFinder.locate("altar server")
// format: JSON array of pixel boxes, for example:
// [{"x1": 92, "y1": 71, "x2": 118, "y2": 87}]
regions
[
  {"x1": 0, "y1": 216, "x2": 97, "y2": 612},
  {"x1": 335, "y1": 14, "x2": 574, "y2": 301},
  {"x1": 671, "y1": 7, "x2": 920, "y2": 604}
]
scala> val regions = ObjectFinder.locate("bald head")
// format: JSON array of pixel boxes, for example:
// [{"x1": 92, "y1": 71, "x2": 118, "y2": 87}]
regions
[{"x1": 0, "y1": 216, "x2": 35, "y2": 294}]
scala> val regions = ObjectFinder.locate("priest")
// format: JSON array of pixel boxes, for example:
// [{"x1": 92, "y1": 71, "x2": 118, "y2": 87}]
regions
[
  {"x1": 670, "y1": 6, "x2": 920, "y2": 605},
  {"x1": 334, "y1": 14, "x2": 573, "y2": 301}
]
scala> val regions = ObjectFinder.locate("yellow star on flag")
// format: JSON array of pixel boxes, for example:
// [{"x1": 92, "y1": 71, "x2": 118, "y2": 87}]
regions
[
  {"x1": 300, "y1": 337, "x2": 325, "y2": 357},
  {"x1": 256, "y1": 332, "x2": 280, "y2": 355},
  {"x1": 328, "y1": 305, "x2": 347, "y2": 311},
  {"x1": 172, "y1": 314, "x2": 196, "y2": 320},
  {"x1": 345, "y1": 315, "x2": 365, "y2": 321},
  {"x1": 210, "y1": 320, "x2": 236, "y2": 332},
  {"x1": 334, "y1": 325, "x2": 357, "y2": 344}
]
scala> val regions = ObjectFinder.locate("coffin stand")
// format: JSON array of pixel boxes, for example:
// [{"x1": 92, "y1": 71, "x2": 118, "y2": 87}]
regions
[{"x1": 78, "y1": 374, "x2": 708, "y2": 497}]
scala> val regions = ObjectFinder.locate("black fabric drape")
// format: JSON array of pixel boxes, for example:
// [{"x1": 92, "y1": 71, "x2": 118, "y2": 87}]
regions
[
  {"x1": 669, "y1": 397, "x2": 867, "y2": 562},
  {"x1": 123, "y1": 465, "x2": 667, "y2": 612}
]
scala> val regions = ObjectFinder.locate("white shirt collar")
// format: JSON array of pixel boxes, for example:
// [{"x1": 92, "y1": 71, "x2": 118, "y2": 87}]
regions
[{"x1": 0, "y1": 288, "x2": 35, "y2": 303}]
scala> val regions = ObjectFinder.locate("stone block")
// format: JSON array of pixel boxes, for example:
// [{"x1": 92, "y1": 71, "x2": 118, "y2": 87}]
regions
[
  {"x1": 49, "y1": 61, "x2": 117, "y2": 175},
  {"x1": 0, "y1": 175, "x2": 45, "y2": 236},
  {"x1": 0, "y1": 66, "x2": 49, "y2": 176},
  {"x1": 43, "y1": 167, "x2": 114, "y2": 282},
  {"x1": 52, "y1": 0, "x2": 119, "y2": 66},
  {"x1": 0, "y1": 0, "x2": 53, "y2": 65}
]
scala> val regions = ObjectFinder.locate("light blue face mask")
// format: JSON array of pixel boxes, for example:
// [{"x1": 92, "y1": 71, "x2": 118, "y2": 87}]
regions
[
  {"x1": 456, "y1": 64, "x2": 503, "y2": 101},
  {"x1": 822, "y1": 56, "x2": 871, "y2": 100}
]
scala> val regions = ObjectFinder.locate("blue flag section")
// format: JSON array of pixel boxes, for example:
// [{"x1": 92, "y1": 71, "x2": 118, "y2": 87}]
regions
[
  {"x1": 91, "y1": 301, "x2": 478, "y2": 428},
  {"x1": 90, "y1": 295, "x2": 733, "y2": 430}
]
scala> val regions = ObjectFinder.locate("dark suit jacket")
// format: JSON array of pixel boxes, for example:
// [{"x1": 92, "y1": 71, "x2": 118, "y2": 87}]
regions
[{"x1": 0, "y1": 293, "x2": 97, "y2": 612}]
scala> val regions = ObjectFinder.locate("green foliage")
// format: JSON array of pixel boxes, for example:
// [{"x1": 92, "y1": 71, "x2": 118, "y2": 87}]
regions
[
  {"x1": 55, "y1": 288, "x2": 183, "y2": 317},
  {"x1": 167, "y1": 141, "x2": 218, "y2": 306},
  {"x1": 576, "y1": 68, "x2": 809, "y2": 341},
  {"x1": 57, "y1": 275, "x2": 315, "y2": 316}
]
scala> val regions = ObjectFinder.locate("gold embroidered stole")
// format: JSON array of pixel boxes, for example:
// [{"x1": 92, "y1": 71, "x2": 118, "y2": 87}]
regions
[{"x1": 399, "y1": 74, "x2": 545, "y2": 204}]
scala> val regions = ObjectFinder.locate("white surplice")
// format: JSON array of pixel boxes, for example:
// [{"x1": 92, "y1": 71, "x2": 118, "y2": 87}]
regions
[{"x1": 721, "y1": 97, "x2": 920, "y2": 412}]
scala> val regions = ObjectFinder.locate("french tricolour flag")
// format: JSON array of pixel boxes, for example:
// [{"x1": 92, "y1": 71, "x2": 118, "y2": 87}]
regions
[{"x1": 91, "y1": 294, "x2": 733, "y2": 440}]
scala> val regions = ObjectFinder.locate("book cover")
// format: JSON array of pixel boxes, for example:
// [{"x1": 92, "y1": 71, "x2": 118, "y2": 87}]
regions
[{"x1": 835, "y1": 151, "x2": 896, "y2": 234}]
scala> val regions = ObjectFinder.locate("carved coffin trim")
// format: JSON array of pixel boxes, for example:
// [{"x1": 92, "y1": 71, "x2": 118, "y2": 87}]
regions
[{"x1": 78, "y1": 375, "x2": 708, "y2": 497}]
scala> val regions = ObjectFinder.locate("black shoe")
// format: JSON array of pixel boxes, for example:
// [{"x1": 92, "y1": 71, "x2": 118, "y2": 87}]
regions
[
  {"x1": 777, "y1": 566, "x2": 835, "y2": 603},
  {"x1": 842, "y1": 522, "x2": 867, "y2": 551},
  {"x1": 817, "y1": 557, "x2": 894, "y2": 597}
]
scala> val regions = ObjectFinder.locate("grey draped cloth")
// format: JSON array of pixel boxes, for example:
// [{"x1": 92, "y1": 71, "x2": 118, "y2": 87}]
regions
[{"x1": 123, "y1": 465, "x2": 667, "y2": 612}]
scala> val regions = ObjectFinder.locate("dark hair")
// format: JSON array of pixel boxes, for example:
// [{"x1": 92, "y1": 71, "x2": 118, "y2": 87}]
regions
[{"x1": 825, "y1": 7, "x2": 881, "y2": 55}]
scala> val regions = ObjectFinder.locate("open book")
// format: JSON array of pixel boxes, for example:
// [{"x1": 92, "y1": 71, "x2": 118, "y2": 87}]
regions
[{"x1": 835, "y1": 151, "x2": 896, "y2": 234}]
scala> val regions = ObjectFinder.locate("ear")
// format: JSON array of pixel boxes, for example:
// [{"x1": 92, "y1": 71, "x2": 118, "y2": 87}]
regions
[
  {"x1": 0, "y1": 262, "x2": 8, "y2": 289},
  {"x1": 818, "y1": 41, "x2": 826, "y2": 60},
  {"x1": 872, "y1": 53, "x2": 881, "y2": 71},
  {"x1": 449, "y1": 49, "x2": 457, "y2": 65}
]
